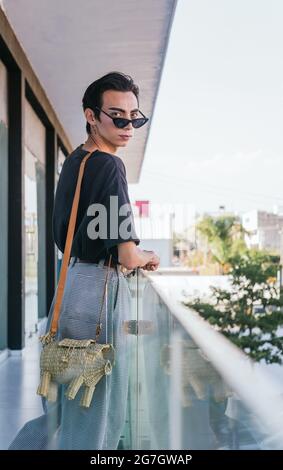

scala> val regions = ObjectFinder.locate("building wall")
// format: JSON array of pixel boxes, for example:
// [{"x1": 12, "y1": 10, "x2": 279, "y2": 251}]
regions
[
  {"x1": 0, "y1": 14, "x2": 70, "y2": 350},
  {"x1": 139, "y1": 239, "x2": 173, "y2": 268}
]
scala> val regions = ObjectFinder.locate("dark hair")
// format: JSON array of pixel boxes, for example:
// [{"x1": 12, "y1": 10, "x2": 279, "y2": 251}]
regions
[{"x1": 82, "y1": 71, "x2": 139, "y2": 134}]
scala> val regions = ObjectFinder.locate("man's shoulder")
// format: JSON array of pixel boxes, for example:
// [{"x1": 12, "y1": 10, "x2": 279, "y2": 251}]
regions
[
  {"x1": 88, "y1": 151, "x2": 126, "y2": 175},
  {"x1": 96, "y1": 151, "x2": 125, "y2": 168},
  {"x1": 62, "y1": 146, "x2": 126, "y2": 178}
]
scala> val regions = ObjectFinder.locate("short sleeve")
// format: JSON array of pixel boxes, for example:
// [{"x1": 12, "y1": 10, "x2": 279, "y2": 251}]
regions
[{"x1": 97, "y1": 157, "x2": 140, "y2": 253}]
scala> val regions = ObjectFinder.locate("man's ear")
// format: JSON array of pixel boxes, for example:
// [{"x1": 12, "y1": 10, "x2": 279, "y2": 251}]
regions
[{"x1": 85, "y1": 107, "x2": 96, "y2": 126}]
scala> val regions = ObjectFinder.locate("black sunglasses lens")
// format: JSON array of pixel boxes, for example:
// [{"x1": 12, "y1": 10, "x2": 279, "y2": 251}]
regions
[
  {"x1": 113, "y1": 117, "x2": 149, "y2": 129},
  {"x1": 132, "y1": 118, "x2": 148, "y2": 128},
  {"x1": 113, "y1": 118, "x2": 129, "y2": 129}
]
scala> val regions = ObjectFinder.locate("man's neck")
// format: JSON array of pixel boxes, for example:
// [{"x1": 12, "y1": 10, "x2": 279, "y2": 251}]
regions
[{"x1": 82, "y1": 135, "x2": 117, "y2": 154}]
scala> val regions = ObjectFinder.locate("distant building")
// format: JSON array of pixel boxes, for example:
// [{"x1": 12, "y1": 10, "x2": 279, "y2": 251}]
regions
[
  {"x1": 133, "y1": 201, "x2": 174, "y2": 267},
  {"x1": 242, "y1": 209, "x2": 283, "y2": 253}
]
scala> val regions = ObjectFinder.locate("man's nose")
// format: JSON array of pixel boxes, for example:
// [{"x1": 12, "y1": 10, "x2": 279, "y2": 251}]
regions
[{"x1": 125, "y1": 121, "x2": 134, "y2": 131}]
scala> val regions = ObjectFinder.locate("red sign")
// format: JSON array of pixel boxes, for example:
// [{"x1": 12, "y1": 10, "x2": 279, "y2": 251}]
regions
[{"x1": 135, "y1": 200, "x2": 149, "y2": 217}]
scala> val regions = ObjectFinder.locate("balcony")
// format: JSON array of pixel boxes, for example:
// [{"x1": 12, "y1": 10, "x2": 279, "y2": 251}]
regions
[{"x1": 1, "y1": 268, "x2": 283, "y2": 450}]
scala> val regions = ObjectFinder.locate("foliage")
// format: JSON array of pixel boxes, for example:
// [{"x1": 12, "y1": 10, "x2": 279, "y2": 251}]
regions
[
  {"x1": 197, "y1": 215, "x2": 247, "y2": 273},
  {"x1": 184, "y1": 250, "x2": 283, "y2": 364}
]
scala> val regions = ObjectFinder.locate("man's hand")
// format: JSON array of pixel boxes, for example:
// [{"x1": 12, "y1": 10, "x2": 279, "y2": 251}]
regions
[
  {"x1": 118, "y1": 244, "x2": 160, "y2": 271},
  {"x1": 141, "y1": 251, "x2": 160, "y2": 271}
]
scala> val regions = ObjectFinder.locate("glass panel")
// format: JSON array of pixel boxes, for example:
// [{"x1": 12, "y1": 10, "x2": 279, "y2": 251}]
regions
[
  {"x1": 130, "y1": 271, "x2": 283, "y2": 450},
  {"x1": 54, "y1": 147, "x2": 66, "y2": 284},
  {"x1": 24, "y1": 146, "x2": 46, "y2": 337},
  {"x1": 117, "y1": 271, "x2": 139, "y2": 450},
  {"x1": 0, "y1": 60, "x2": 8, "y2": 351}
]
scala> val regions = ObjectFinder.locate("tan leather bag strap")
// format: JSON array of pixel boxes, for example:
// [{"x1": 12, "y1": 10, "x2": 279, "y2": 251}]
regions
[{"x1": 49, "y1": 152, "x2": 112, "y2": 336}]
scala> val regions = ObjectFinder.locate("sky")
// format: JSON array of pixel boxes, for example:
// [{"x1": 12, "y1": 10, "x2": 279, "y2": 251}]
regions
[{"x1": 128, "y1": 0, "x2": 283, "y2": 222}]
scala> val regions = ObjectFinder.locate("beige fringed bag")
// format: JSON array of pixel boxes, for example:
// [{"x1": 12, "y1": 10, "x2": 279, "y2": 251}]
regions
[{"x1": 37, "y1": 151, "x2": 115, "y2": 408}]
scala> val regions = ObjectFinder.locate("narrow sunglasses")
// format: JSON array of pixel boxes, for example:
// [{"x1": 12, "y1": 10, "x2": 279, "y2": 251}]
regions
[{"x1": 94, "y1": 106, "x2": 149, "y2": 129}]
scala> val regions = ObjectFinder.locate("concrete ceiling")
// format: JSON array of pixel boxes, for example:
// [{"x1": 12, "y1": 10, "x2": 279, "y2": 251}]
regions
[{"x1": 2, "y1": 0, "x2": 177, "y2": 182}]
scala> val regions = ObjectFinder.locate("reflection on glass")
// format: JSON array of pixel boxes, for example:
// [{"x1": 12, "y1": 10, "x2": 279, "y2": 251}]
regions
[
  {"x1": 24, "y1": 147, "x2": 46, "y2": 338},
  {"x1": 55, "y1": 147, "x2": 65, "y2": 284},
  {"x1": 122, "y1": 272, "x2": 283, "y2": 450}
]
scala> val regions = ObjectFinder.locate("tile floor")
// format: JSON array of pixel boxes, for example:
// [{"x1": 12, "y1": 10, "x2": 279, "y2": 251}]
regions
[{"x1": 0, "y1": 324, "x2": 45, "y2": 449}]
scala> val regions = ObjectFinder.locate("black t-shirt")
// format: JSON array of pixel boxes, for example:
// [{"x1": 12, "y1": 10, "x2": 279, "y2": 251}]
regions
[{"x1": 52, "y1": 144, "x2": 140, "y2": 264}]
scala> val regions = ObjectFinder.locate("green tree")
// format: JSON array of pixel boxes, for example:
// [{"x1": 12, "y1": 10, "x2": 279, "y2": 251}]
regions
[
  {"x1": 197, "y1": 215, "x2": 246, "y2": 274},
  {"x1": 184, "y1": 250, "x2": 283, "y2": 364}
]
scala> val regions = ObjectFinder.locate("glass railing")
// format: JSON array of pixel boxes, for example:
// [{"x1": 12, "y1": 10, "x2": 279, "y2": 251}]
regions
[
  {"x1": 121, "y1": 268, "x2": 283, "y2": 450},
  {"x1": 2, "y1": 264, "x2": 283, "y2": 450}
]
